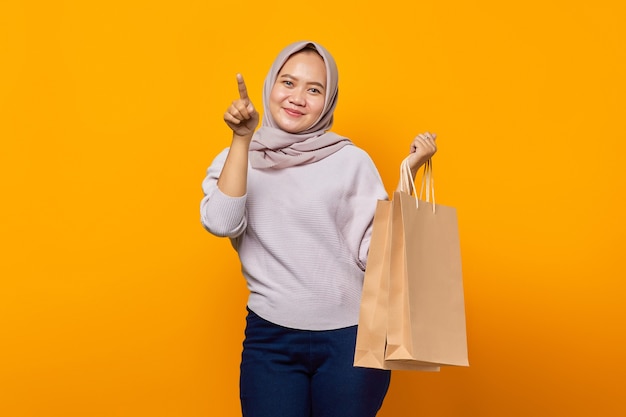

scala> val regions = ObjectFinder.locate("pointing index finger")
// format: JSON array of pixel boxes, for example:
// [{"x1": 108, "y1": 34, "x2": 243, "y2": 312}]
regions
[{"x1": 237, "y1": 73, "x2": 249, "y2": 101}]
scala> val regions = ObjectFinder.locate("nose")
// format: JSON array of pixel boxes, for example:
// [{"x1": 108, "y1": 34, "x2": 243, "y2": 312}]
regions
[{"x1": 289, "y1": 89, "x2": 306, "y2": 106}]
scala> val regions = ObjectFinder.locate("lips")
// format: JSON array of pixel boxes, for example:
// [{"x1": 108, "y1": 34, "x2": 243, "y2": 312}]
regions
[{"x1": 283, "y1": 108, "x2": 304, "y2": 117}]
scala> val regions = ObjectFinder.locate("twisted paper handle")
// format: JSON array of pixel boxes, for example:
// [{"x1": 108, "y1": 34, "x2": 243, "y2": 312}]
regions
[{"x1": 400, "y1": 157, "x2": 436, "y2": 213}]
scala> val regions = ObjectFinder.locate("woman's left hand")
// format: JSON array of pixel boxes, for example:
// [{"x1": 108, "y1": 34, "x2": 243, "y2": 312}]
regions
[{"x1": 407, "y1": 132, "x2": 437, "y2": 175}]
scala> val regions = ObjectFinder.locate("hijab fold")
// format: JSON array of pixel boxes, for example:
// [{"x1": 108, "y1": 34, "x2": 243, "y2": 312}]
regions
[{"x1": 249, "y1": 41, "x2": 351, "y2": 169}]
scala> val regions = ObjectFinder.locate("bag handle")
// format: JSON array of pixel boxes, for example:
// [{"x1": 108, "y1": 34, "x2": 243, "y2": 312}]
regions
[{"x1": 400, "y1": 157, "x2": 436, "y2": 213}]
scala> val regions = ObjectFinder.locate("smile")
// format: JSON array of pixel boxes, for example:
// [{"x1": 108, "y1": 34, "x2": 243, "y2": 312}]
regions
[{"x1": 283, "y1": 108, "x2": 304, "y2": 117}]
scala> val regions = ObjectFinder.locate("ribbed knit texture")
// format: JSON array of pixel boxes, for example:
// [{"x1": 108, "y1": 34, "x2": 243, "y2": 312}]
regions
[{"x1": 201, "y1": 145, "x2": 388, "y2": 330}]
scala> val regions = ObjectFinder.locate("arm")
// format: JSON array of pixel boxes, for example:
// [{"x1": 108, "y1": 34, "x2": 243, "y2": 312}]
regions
[
  {"x1": 218, "y1": 74, "x2": 259, "y2": 197},
  {"x1": 200, "y1": 149, "x2": 247, "y2": 237},
  {"x1": 199, "y1": 74, "x2": 259, "y2": 238},
  {"x1": 395, "y1": 132, "x2": 438, "y2": 192}
]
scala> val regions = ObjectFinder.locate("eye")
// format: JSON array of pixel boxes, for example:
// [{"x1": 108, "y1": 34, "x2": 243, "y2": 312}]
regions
[
  {"x1": 282, "y1": 80, "x2": 294, "y2": 87},
  {"x1": 309, "y1": 88, "x2": 322, "y2": 94}
]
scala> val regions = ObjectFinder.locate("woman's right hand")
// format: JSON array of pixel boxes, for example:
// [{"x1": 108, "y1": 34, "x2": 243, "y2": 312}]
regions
[{"x1": 223, "y1": 74, "x2": 259, "y2": 138}]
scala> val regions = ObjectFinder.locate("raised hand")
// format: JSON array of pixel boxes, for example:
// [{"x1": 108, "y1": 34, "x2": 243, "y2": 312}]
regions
[
  {"x1": 223, "y1": 74, "x2": 259, "y2": 138},
  {"x1": 406, "y1": 132, "x2": 437, "y2": 176}
]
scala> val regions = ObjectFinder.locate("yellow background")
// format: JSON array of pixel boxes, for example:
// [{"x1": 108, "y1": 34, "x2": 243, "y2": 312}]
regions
[{"x1": 1, "y1": 0, "x2": 624, "y2": 416}]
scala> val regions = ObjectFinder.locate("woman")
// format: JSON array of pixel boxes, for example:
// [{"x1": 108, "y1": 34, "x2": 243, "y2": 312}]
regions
[{"x1": 201, "y1": 41, "x2": 437, "y2": 417}]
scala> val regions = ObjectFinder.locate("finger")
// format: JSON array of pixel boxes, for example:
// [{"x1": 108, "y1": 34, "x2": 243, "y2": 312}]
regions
[
  {"x1": 415, "y1": 134, "x2": 429, "y2": 146},
  {"x1": 246, "y1": 102, "x2": 256, "y2": 117},
  {"x1": 418, "y1": 133, "x2": 437, "y2": 149},
  {"x1": 237, "y1": 73, "x2": 249, "y2": 101},
  {"x1": 411, "y1": 136, "x2": 436, "y2": 153},
  {"x1": 411, "y1": 136, "x2": 424, "y2": 151},
  {"x1": 421, "y1": 137, "x2": 437, "y2": 151},
  {"x1": 225, "y1": 101, "x2": 248, "y2": 122},
  {"x1": 231, "y1": 100, "x2": 251, "y2": 120},
  {"x1": 419, "y1": 132, "x2": 435, "y2": 141},
  {"x1": 224, "y1": 111, "x2": 242, "y2": 125}
]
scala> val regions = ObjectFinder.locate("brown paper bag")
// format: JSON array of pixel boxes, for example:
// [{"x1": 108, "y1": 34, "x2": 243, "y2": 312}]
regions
[
  {"x1": 354, "y1": 200, "x2": 392, "y2": 369},
  {"x1": 385, "y1": 159, "x2": 469, "y2": 367},
  {"x1": 354, "y1": 199, "x2": 439, "y2": 371}
]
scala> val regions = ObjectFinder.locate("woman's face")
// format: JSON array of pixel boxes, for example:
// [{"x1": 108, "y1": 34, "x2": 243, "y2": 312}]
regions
[{"x1": 269, "y1": 50, "x2": 327, "y2": 133}]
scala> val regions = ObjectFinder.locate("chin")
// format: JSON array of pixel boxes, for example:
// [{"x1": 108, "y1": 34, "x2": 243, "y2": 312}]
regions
[{"x1": 277, "y1": 121, "x2": 307, "y2": 134}]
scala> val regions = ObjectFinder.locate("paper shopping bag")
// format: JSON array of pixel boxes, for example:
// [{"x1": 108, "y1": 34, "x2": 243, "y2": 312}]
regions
[
  {"x1": 354, "y1": 200, "x2": 439, "y2": 372},
  {"x1": 354, "y1": 200, "x2": 392, "y2": 369},
  {"x1": 385, "y1": 159, "x2": 469, "y2": 367}
]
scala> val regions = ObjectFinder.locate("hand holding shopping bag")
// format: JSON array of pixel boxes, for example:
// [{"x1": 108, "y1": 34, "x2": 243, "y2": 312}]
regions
[{"x1": 355, "y1": 157, "x2": 469, "y2": 370}]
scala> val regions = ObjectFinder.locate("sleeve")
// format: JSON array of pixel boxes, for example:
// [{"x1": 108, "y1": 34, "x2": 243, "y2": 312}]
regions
[
  {"x1": 199, "y1": 148, "x2": 248, "y2": 238},
  {"x1": 336, "y1": 147, "x2": 389, "y2": 271},
  {"x1": 355, "y1": 157, "x2": 388, "y2": 270}
]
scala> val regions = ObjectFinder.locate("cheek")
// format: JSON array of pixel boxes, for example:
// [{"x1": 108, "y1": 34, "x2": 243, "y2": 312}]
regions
[
  {"x1": 310, "y1": 97, "x2": 326, "y2": 118},
  {"x1": 269, "y1": 86, "x2": 286, "y2": 106},
  {"x1": 268, "y1": 90, "x2": 279, "y2": 107}
]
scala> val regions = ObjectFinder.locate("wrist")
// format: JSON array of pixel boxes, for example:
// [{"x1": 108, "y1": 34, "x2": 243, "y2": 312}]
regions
[
  {"x1": 409, "y1": 156, "x2": 429, "y2": 174},
  {"x1": 233, "y1": 132, "x2": 254, "y2": 143}
]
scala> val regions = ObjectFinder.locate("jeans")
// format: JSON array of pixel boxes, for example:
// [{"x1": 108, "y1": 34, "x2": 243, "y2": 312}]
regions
[{"x1": 240, "y1": 308, "x2": 391, "y2": 417}]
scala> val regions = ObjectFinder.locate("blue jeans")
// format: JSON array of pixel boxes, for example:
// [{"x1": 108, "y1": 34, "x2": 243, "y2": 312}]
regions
[{"x1": 240, "y1": 308, "x2": 391, "y2": 417}]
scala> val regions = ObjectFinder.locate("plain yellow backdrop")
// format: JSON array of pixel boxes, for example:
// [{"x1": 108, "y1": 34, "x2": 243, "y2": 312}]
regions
[{"x1": 1, "y1": 0, "x2": 624, "y2": 416}]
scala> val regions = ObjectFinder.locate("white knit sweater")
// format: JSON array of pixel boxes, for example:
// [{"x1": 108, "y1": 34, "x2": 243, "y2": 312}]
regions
[{"x1": 200, "y1": 144, "x2": 388, "y2": 330}]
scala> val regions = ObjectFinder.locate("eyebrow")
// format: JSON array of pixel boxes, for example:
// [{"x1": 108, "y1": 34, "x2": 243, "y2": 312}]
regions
[{"x1": 279, "y1": 74, "x2": 326, "y2": 90}]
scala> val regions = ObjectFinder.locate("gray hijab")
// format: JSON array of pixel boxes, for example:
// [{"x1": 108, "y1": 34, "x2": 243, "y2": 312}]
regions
[{"x1": 248, "y1": 41, "x2": 352, "y2": 169}]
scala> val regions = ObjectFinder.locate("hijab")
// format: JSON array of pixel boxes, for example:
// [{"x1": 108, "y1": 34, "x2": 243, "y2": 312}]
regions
[{"x1": 248, "y1": 41, "x2": 352, "y2": 169}]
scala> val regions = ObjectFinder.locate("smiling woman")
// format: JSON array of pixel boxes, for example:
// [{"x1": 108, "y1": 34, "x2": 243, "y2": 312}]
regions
[
  {"x1": 269, "y1": 49, "x2": 327, "y2": 133},
  {"x1": 199, "y1": 40, "x2": 437, "y2": 417}
]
